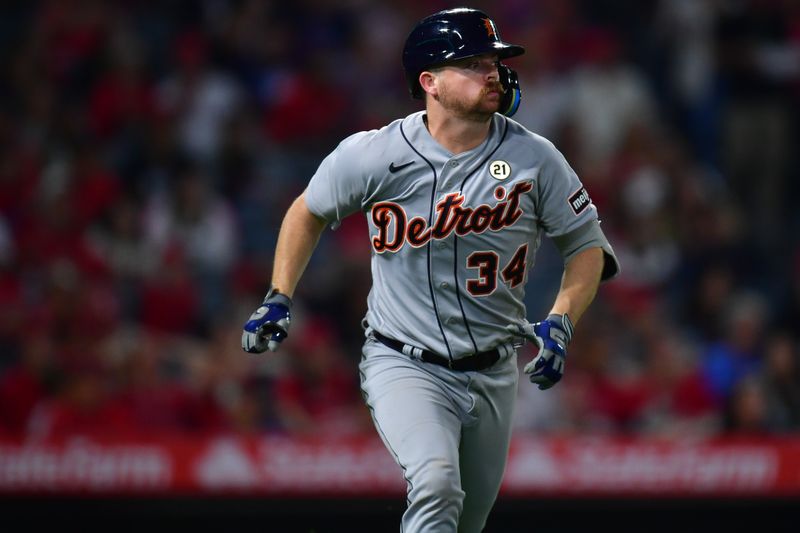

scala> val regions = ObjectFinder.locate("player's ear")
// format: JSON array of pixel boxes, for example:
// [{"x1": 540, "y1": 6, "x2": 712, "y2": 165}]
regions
[{"x1": 419, "y1": 70, "x2": 439, "y2": 98}]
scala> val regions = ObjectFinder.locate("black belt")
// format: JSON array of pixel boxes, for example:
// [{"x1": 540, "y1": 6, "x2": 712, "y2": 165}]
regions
[{"x1": 372, "y1": 330, "x2": 500, "y2": 372}]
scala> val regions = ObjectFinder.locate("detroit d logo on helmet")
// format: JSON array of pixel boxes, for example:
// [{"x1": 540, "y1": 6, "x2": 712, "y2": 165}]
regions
[{"x1": 482, "y1": 18, "x2": 496, "y2": 38}]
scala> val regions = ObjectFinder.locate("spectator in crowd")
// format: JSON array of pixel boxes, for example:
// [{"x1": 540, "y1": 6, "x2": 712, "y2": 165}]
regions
[
  {"x1": 563, "y1": 27, "x2": 658, "y2": 171},
  {"x1": 272, "y1": 317, "x2": 369, "y2": 436},
  {"x1": 106, "y1": 327, "x2": 228, "y2": 435},
  {"x1": 776, "y1": 249, "x2": 800, "y2": 341},
  {"x1": 156, "y1": 30, "x2": 243, "y2": 163},
  {"x1": 637, "y1": 330, "x2": 719, "y2": 437},
  {"x1": 723, "y1": 377, "x2": 770, "y2": 435},
  {"x1": 27, "y1": 338, "x2": 126, "y2": 439},
  {"x1": 0, "y1": 214, "x2": 22, "y2": 365},
  {"x1": 0, "y1": 331, "x2": 56, "y2": 434},
  {"x1": 138, "y1": 242, "x2": 201, "y2": 335},
  {"x1": 142, "y1": 162, "x2": 239, "y2": 325},
  {"x1": 714, "y1": 0, "x2": 799, "y2": 244},
  {"x1": 702, "y1": 291, "x2": 769, "y2": 405},
  {"x1": 86, "y1": 193, "x2": 157, "y2": 320},
  {"x1": 760, "y1": 333, "x2": 800, "y2": 432}
]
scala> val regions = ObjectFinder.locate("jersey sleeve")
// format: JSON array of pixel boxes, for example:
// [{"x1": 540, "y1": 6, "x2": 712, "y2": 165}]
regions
[
  {"x1": 304, "y1": 132, "x2": 371, "y2": 228},
  {"x1": 536, "y1": 141, "x2": 597, "y2": 236},
  {"x1": 536, "y1": 141, "x2": 621, "y2": 280}
]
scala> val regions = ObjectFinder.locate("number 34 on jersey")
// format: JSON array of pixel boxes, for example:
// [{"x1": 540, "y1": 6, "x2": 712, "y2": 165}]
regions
[{"x1": 370, "y1": 180, "x2": 533, "y2": 297}]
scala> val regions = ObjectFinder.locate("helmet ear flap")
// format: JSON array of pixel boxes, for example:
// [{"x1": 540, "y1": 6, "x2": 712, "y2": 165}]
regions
[{"x1": 498, "y1": 64, "x2": 522, "y2": 117}]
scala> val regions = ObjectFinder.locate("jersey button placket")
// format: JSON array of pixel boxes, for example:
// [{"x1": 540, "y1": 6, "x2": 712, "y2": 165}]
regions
[{"x1": 431, "y1": 162, "x2": 460, "y2": 354}]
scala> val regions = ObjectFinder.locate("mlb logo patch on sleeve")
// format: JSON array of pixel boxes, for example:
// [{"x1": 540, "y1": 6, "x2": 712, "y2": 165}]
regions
[{"x1": 568, "y1": 187, "x2": 591, "y2": 215}]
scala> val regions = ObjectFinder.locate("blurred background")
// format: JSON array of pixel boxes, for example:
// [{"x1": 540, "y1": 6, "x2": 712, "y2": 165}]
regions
[{"x1": 0, "y1": 0, "x2": 799, "y2": 530}]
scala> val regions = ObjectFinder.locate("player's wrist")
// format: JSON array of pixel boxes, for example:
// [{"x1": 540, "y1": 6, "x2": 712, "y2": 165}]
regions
[
  {"x1": 264, "y1": 286, "x2": 293, "y2": 308},
  {"x1": 545, "y1": 313, "x2": 573, "y2": 344}
]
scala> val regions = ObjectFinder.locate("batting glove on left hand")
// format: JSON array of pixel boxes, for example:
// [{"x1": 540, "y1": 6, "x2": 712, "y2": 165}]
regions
[
  {"x1": 241, "y1": 287, "x2": 292, "y2": 354},
  {"x1": 506, "y1": 313, "x2": 573, "y2": 390}
]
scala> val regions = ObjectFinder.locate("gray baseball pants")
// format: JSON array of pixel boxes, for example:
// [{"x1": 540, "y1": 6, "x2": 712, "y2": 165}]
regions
[{"x1": 359, "y1": 334, "x2": 519, "y2": 532}]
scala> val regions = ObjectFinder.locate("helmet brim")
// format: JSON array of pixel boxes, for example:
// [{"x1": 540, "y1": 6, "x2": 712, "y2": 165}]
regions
[{"x1": 425, "y1": 42, "x2": 524, "y2": 70}]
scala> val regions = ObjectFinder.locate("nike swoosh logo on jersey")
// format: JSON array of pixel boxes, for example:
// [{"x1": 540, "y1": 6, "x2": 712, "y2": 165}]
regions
[{"x1": 389, "y1": 161, "x2": 414, "y2": 173}]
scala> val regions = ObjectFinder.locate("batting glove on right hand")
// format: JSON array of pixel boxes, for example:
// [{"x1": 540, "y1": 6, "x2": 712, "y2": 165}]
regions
[
  {"x1": 506, "y1": 313, "x2": 573, "y2": 390},
  {"x1": 241, "y1": 287, "x2": 292, "y2": 354}
]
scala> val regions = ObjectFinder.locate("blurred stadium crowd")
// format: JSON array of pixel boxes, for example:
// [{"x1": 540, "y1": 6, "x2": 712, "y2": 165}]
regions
[{"x1": 0, "y1": 0, "x2": 799, "y2": 441}]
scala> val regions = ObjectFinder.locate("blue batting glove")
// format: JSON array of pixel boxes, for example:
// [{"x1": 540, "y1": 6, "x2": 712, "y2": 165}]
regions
[
  {"x1": 241, "y1": 287, "x2": 292, "y2": 353},
  {"x1": 505, "y1": 313, "x2": 573, "y2": 390}
]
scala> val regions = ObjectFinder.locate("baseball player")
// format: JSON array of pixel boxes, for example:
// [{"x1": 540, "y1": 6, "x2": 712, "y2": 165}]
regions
[{"x1": 242, "y1": 7, "x2": 620, "y2": 532}]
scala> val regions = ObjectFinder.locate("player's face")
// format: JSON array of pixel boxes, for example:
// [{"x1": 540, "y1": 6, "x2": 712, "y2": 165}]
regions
[{"x1": 432, "y1": 54, "x2": 503, "y2": 121}]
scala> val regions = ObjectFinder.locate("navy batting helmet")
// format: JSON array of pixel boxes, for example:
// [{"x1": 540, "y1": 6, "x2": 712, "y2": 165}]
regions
[{"x1": 402, "y1": 8, "x2": 525, "y2": 115}]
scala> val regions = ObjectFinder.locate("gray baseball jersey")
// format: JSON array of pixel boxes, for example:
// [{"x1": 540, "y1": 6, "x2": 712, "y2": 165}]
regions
[{"x1": 305, "y1": 110, "x2": 619, "y2": 360}]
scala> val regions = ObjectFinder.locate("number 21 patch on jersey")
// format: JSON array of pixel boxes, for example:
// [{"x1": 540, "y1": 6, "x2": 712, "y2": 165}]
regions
[
  {"x1": 489, "y1": 160, "x2": 511, "y2": 180},
  {"x1": 568, "y1": 187, "x2": 591, "y2": 215}
]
